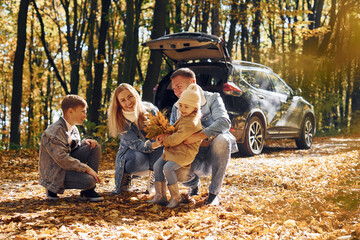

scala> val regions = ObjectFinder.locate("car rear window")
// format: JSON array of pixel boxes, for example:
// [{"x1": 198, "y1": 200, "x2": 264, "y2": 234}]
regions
[{"x1": 188, "y1": 65, "x2": 227, "y2": 93}]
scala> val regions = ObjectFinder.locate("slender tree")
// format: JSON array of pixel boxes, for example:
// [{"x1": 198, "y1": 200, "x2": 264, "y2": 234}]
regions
[
  {"x1": 142, "y1": 0, "x2": 169, "y2": 102},
  {"x1": 10, "y1": 0, "x2": 30, "y2": 147},
  {"x1": 88, "y1": 0, "x2": 111, "y2": 125}
]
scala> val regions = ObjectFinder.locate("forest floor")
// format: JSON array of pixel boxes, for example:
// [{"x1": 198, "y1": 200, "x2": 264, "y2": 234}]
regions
[{"x1": 1, "y1": 136, "x2": 360, "y2": 239}]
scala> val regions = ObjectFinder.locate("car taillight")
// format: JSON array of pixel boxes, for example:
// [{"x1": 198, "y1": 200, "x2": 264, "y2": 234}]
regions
[
  {"x1": 153, "y1": 84, "x2": 159, "y2": 92},
  {"x1": 229, "y1": 128, "x2": 236, "y2": 132},
  {"x1": 223, "y1": 82, "x2": 242, "y2": 96}
]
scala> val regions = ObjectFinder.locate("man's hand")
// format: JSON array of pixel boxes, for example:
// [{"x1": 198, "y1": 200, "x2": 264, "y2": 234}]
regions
[
  {"x1": 84, "y1": 139, "x2": 98, "y2": 149},
  {"x1": 183, "y1": 132, "x2": 207, "y2": 145},
  {"x1": 86, "y1": 166, "x2": 101, "y2": 183}
]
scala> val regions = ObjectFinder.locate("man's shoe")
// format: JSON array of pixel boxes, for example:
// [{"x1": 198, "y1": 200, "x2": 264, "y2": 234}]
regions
[
  {"x1": 80, "y1": 188, "x2": 104, "y2": 202},
  {"x1": 46, "y1": 190, "x2": 59, "y2": 200},
  {"x1": 188, "y1": 181, "x2": 201, "y2": 196},
  {"x1": 205, "y1": 193, "x2": 219, "y2": 206}
]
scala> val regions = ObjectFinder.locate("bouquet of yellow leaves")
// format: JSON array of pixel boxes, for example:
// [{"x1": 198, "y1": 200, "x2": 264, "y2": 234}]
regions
[{"x1": 143, "y1": 111, "x2": 175, "y2": 139}]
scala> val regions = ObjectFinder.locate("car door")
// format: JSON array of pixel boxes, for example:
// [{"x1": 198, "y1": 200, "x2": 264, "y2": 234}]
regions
[
  {"x1": 242, "y1": 69, "x2": 282, "y2": 136},
  {"x1": 267, "y1": 73, "x2": 302, "y2": 136}
]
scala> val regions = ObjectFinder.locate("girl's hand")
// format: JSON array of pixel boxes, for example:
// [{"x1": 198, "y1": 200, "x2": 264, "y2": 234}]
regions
[{"x1": 156, "y1": 134, "x2": 165, "y2": 143}]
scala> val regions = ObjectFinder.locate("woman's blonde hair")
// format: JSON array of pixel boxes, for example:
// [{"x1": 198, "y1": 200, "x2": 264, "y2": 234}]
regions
[{"x1": 108, "y1": 83, "x2": 147, "y2": 137}]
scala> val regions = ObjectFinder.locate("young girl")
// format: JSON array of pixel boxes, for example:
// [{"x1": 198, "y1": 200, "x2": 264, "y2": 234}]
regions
[
  {"x1": 148, "y1": 84, "x2": 203, "y2": 208},
  {"x1": 108, "y1": 83, "x2": 163, "y2": 194}
]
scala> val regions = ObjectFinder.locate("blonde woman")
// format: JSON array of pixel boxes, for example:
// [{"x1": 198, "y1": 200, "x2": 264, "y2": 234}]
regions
[{"x1": 108, "y1": 83, "x2": 163, "y2": 194}]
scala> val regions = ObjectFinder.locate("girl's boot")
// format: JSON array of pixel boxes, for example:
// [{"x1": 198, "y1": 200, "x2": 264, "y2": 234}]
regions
[
  {"x1": 166, "y1": 183, "x2": 183, "y2": 208},
  {"x1": 147, "y1": 181, "x2": 168, "y2": 205}
]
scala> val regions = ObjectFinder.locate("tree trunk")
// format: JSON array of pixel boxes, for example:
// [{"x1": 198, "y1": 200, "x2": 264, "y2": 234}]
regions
[
  {"x1": 142, "y1": 0, "x2": 169, "y2": 102},
  {"x1": 44, "y1": 74, "x2": 52, "y2": 130},
  {"x1": 85, "y1": 0, "x2": 98, "y2": 105},
  {"x1": 88, "y1": 0, "x2": 111, "y2": 125},
  {"x1": 27, "y1": 17, "x2": 34, "y2": 146},
  {"x1": 122, "y1": 0, "x2": 135, "y2": 84},
  {"x1": 174, "y1": 0, "x2": 182, "y2": 32},
  {"x1": 104, "y1": 19, "x2": 116, "y2": 105},
  {"x1": 227, "y1": 0, "x2": 238, "y2": 56},
  {"x1": 318, "y1": 0, "x2": 336, "y2": 55},
  {"x1": 240, "y1": 0, "x2": 249, "y2": 61},
  {"x1": 303, "y1": 0, "x2": 325, "y2": 55},
  {"x1": 10, "y1": 0, "x2": 30, "y2": 147},
  {"x1": 251, "y1": 0, "x2": 261, "y2": 62},
  {"x1": 211, "y1": 0, "x2": 220, "y2": 36},
  {"x1": 201, "y1": 0, "x2": 210, "y2": 33}
]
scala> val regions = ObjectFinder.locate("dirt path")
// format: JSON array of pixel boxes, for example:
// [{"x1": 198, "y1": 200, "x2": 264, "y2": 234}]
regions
[{"x1": 1, "y1": 137, "x2": 360, "y2": 239}]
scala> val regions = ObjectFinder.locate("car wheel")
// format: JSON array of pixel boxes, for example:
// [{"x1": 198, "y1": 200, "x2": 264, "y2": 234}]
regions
[
  {"x1": 240, "y1": 116, "x2": 264, "y2": 156},
  {"x1": 295, "y1": 115, "x2": 314, "y2": 149}
]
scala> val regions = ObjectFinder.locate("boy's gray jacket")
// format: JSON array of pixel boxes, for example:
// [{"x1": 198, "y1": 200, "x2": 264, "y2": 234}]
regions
[{"x1": 39, "y1": 118, "x2": 88, "y2": 193}]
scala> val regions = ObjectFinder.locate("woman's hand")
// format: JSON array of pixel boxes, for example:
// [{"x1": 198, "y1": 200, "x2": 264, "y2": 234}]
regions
[{"x1": 151, "y1": 135, "x2": 164, "y2": 149}]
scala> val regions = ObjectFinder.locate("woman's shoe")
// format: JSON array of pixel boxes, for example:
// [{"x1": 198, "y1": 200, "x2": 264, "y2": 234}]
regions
[{"x1": 120, "y1": 173, "x2": 132, "y2": 191}]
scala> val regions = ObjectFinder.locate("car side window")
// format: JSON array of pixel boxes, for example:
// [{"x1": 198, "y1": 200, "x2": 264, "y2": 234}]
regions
[
  {"x1": 268, "y1": 73, "x2": 291, "y2": 95},
  {"x1": 242, "y1": 70, "x2": 272, "y2": 91}
]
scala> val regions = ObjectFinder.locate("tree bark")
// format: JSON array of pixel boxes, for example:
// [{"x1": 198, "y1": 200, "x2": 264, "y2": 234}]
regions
[
  {"x1": 85, "y1": 0, "x2": 98, "y2": 105},
  {"x1": 201, "y1": 0, "x2": 210, "y2": 33},
  {"x1": 240, "y1": 0, "x2": 249, "y2": 61},
  {"x1": 318, "y1": 0, "x2": 336, "y2": 55},
  {"x1": 142, "y1": 0, "x2": 169, "y2": 102},
  {"x1": 211, "y1": 0, "x2": 221, "y2": 36},
  {"x1": 88, "y1": 0, "x2": 111, "y2": 125},
  {"x1": 303, "y1": 0, "x2": 325, "y2": 55},
  {"x1": 227, "y1": 0, "x2": 238, "y2": 56},
  {"x1": 174, "y1": 0, "x2": 182, "y2": 32},
  {"x1": 122, "y1": 0, "x2": 135, "y2": 84},
  {"x1": 10, "y1": 0, "x2": 30, "y2": 147},
  {"x1": 251, "y1": 0, "x2": 261, "y2": 62},
  {"x1": 27, "y1": 17, "x2": 34, "y2": 146}
]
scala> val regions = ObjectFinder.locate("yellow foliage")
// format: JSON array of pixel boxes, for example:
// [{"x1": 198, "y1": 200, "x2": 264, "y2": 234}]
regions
[{"x1": 143, "y1": 111, "x2": 175, "y2": 139}]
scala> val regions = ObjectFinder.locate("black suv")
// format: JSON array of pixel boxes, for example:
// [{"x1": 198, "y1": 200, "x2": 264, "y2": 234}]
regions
[{"x1": 145, "y1": 32, "x2": 316, "y2": 156}]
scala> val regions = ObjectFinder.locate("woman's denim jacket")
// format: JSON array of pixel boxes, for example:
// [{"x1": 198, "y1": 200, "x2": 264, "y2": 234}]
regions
[
  {"x1": 114, "y1": 102, "x2": 158, "y2": 193},
  {"x1": 170, "y1": 90, "x2": 238, "y2": 152}
]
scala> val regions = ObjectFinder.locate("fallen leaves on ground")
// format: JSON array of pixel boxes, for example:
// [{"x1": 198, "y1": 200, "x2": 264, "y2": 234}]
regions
[{"x1": 1, "y1": 137, "x2": 360, "y2": 239}]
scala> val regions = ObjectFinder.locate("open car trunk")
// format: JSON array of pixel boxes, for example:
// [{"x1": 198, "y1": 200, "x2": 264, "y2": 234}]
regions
[{"x1": 144, "y1": 32, "x2": 231, "y2": 63}]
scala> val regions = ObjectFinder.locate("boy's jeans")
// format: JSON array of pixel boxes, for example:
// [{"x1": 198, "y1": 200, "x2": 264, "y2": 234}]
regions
[{"x1": 63, "y1": 144, "x2": 101, "y2": 190}]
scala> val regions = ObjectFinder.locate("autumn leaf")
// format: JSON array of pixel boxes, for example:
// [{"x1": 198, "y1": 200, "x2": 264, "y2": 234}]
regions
[{"x1": 143, "y1": 111, "x2": 175, "y2": 139}]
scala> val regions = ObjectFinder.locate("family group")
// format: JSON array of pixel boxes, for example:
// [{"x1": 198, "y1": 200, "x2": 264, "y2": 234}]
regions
[{"x1": 38, "y1": 68, "x2": 238, "y2": 208}]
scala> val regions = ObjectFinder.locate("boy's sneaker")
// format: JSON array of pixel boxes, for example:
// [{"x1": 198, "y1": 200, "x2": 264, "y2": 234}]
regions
[
  {"x1": 46, "y1": 190, "x2": 59, "y2": 200},
  {"x1": 80, "y1": 188, "x2": 104, "y2": 202}
]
